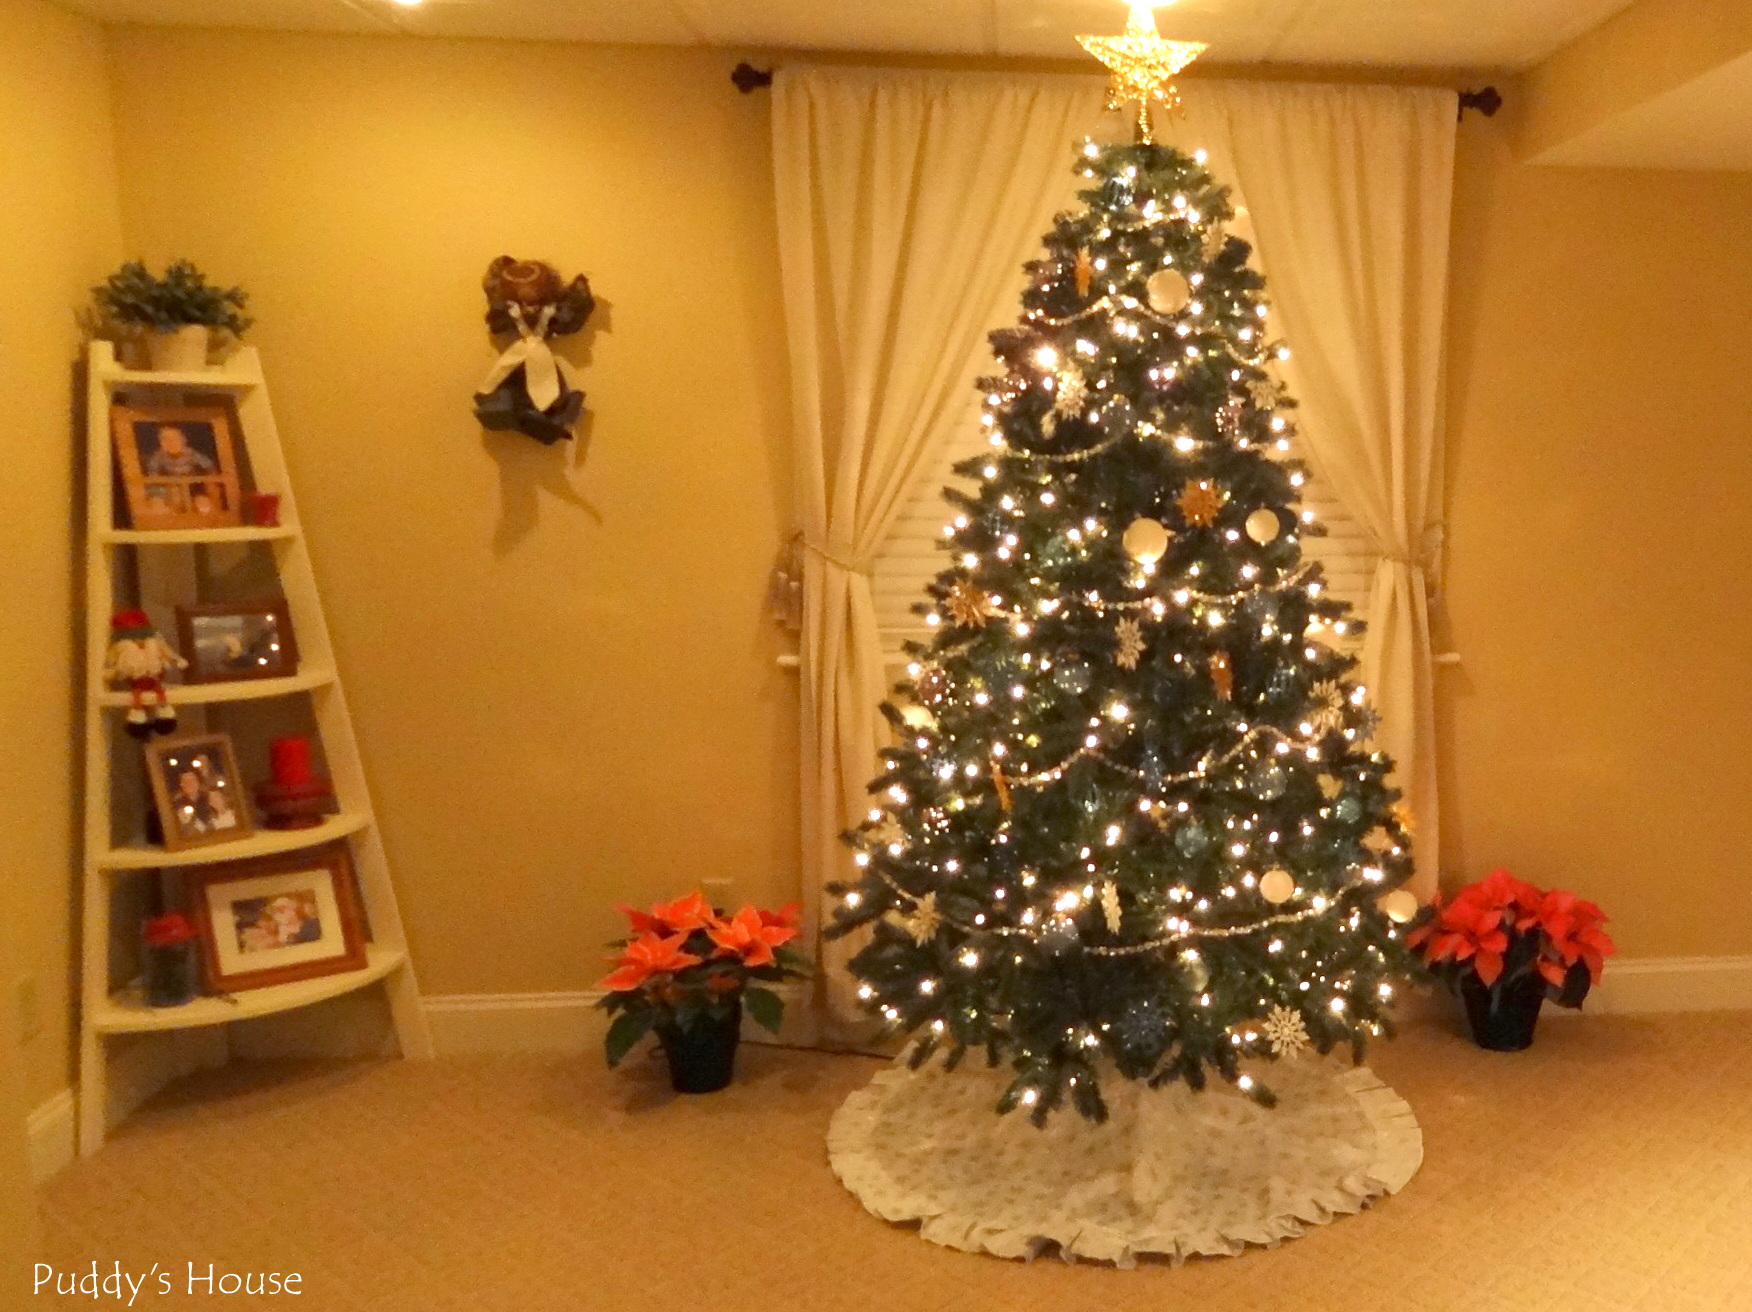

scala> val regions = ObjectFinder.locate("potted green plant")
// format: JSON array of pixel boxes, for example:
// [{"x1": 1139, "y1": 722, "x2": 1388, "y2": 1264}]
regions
[
  {"x1": 598, "y1": 892, "x2": 807, "y2": 1093},
  {"x1": 93, "y1": 260, "x2": 251, "y2": 372},
  {"x1": 1408, "y1": 869, "x2": 1616, "y2": 1050}
]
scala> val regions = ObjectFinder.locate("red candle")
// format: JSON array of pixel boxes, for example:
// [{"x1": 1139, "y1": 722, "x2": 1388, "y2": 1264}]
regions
[{"x1": 270, "y1": 736, "x2": 313, "y2": 786}]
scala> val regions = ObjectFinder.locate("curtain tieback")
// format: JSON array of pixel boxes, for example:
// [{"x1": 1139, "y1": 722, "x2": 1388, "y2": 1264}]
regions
[{"x1": 803, "y1": 537, "x2": 873, "y2": 575}]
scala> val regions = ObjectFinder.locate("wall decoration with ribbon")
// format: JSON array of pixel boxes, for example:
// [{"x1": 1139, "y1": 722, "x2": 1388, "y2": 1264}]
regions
[{"x1": 473, "y1": 256, "x2": 597, "y2": 445}]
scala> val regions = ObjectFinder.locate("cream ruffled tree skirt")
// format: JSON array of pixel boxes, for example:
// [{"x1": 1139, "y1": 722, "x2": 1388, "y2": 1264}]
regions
[{"x1": 828, "y1": 1057, "x2": 1422, "y2": 1267}]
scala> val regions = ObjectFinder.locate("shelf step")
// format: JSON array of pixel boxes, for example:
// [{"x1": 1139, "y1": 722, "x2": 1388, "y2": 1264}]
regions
[
  {"x1": 98, "y1": 666, "x2": 336, "y2": 708},
  {"x1": 97, "y1": 811, "x2": 372, "y2": 870},
  {"x1": 100, "y1": 525, "x2": 299, "y2": 546},
  {"x1": 100, "y1": 366, "x2": 259, "y2": 391},
  {"x1": 95, "y1": 945, "x2": 406, "y2": 1033}
]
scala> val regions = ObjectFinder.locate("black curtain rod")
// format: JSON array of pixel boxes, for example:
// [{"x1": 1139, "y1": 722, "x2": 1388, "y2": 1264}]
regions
[{"x1": 734, "y1": 61, "x2": 1501, "y2": 121}]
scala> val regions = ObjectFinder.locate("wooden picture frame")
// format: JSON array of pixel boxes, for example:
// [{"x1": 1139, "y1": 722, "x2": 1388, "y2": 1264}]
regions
[
  {"x1": 144, "y1": 732, "x2": 255, "y2": 853},
  {"x1": 175, "y1": 599, "x2": 299, "y2": 684},
  {"x1": 182, "y1": 843, "x2": 368, "y2": 993},
  {"x1": 111, "y1": 400, "x2": 245, "y2": 530}
]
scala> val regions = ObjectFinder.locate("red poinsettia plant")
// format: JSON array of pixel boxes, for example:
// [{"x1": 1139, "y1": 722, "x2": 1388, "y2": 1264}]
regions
[
  {"x1": 1407, "y1": 869, "x2": 1616, "y2": 1007},
  {"x1": 597, "y1": 892, "x2": 808, "y2": 1067}
]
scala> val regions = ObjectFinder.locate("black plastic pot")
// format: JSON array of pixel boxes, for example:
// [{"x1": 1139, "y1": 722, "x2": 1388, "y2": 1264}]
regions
[
  {"x1": 659, "y1": 1000, "x2": 742, "y2": 1094},
  {"x1": 1461, "y1": 972, "x2": 1544, "y2": 1051}
]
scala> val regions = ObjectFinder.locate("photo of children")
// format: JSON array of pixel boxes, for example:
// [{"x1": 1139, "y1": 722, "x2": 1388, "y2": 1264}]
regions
[
  {"x1": 188, "y1": 843, "x2": 367, "y2": 991},
  {"x1": 232, "y1": 891, "x2": 324, "y2": 955}
]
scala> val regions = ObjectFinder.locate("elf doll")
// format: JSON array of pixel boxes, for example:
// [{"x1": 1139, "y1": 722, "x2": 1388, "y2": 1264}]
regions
[{"x1": 103, "y1": 609, "x2": 186, "y2": 738}]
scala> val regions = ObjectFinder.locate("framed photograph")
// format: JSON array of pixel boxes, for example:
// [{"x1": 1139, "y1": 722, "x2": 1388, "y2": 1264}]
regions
[
  {"x1": 175, "y1": 599, "x2": 299, "y2": 683},
  {"x1": 145, "y1": 733, "x2": 255, "y2": 852},
  {"x1": 183, "y1": 843, "x2": 368, "y2": 993},
  {"x1": 110, "y1": 401, "x2": 244, "y2": 530}
]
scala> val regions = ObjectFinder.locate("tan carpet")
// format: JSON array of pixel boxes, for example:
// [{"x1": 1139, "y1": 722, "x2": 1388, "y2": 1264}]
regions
[{"x1": 35, "y1": 1013, "x2": 1752, "y2": 1311}]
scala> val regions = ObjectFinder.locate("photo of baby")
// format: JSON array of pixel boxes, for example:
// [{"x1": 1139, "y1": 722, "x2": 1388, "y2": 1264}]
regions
[
  {"x1": 137, "y1": 420, "x2": 219, "y2": 477},
  {"x1": 232, "y1": 891, "x2": 324, "y2": 955},
  {"x1": 111, "y1": 403, "x2": 244, "y2": 530}
]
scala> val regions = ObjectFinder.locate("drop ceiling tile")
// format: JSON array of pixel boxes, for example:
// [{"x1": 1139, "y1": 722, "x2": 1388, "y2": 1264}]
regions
[
  {"x1": 677, "y1": 0, "x2": 991, "y2": 54},
  {"x1": 1264, "y1": 0, "x2": 1639, "y2": 69},
  {"x1": 51, "y1": 0, "x2": 1647, "y2": 69},
  {"x1": 378, "y1": 0, "x2": 695, "y2": 44},
  {"x1": 56, "y1": 0, "x2": 386, "y2": 34}
]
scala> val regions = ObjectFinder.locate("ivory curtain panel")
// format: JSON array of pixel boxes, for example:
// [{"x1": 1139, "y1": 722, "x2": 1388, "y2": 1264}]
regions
[
  {"x1": 773, "y1": 68, "x2": 1455, "y2": 1030},
  {"x1": 772, "y1": 70, "x2": 1106, "y2": 1036}
]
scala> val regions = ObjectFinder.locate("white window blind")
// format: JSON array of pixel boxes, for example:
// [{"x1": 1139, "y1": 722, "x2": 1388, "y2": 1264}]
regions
[
  {"x1": 871, "y1": 437, "x2": 1377, "y2": 654},
  {"x1": 1297, "y1": 475, "x2": 1377, "y2": 628},
  {"x1": 871, "y1": 425, "x2": 992, "y2": 658}
]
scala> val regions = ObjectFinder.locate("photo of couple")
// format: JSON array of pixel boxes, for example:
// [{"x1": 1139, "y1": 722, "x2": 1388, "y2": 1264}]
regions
[{"x1": 163, "y1": 751, "x2": 242, "y2": 840}]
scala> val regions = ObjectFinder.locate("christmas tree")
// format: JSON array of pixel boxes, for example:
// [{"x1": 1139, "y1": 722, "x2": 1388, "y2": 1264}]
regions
[{"x1": 827, "y1": 9, "x2": 1421, "y2": 1126}]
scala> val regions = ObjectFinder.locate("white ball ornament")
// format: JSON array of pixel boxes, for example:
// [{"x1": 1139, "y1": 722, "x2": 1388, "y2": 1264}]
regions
[
  {"x1": 1123, "y1": 517, "x2": 1171, "y2": 563},
  {"x1": 1259, "y1": 869, "x2": 1297, "y2": 905},
  {"x1": 1146, "y1": 268, "x2": 1192, "y2": 315},
  {"x1": 899, "y1": 704, "x2": 935, "y2": 729},
  {"x1": 1245, "y1": 508, "x2": 1281, "y2": 545},
  {"x1": 1380, "y1": 890, "x2": 1419, "y2": 924}
]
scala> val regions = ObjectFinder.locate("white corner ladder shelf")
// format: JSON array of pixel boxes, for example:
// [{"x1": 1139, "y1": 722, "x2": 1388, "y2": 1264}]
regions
[{"x1": 79, "y1": 341, "x2": 432, "y2": 1156}]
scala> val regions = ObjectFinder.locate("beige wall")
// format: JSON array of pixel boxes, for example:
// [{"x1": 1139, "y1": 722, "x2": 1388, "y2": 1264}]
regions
[
  {"x1": 0, "y1": 0, "x2": 122, "y2": 1107},
  {"x1": 104, "y1": 30, "x2": 801, "y2": 999},
  {"x1": 1439, "y1": 117, "x2": 1752, "y2": 957}
]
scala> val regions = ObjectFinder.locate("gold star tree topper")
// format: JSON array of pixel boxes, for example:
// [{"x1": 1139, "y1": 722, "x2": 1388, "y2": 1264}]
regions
[{"x1": 1077, "y1": 1, "x2": 1209, "y2": 144}]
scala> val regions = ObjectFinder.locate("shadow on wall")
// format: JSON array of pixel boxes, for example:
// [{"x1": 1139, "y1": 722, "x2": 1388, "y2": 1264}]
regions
[{"x1": 480, "y1": 299, "x2": 610, "y2": 554}]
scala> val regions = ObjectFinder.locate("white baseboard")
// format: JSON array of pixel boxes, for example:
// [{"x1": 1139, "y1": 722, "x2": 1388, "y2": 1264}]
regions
[
  {"x1": 423, "y1": 991, "x2": 603, "y2": 1055},
  {"x1": 423, "y1": 982, "x2": 818, "y2": 1056},
  {"x1": 1583, "y1": 955, "x2": 1752, "y2": 1014},
  {"x1": 26, "y1": 1089, "x2": 74, "y2": 1184}
]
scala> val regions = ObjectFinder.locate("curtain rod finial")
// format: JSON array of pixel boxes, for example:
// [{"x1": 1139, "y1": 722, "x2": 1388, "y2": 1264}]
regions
[
  {"x1": 1458, "y1": 87, "x2": 1502, "y2": 120},
  {"x1": 733, "y1": 63, "x2": 775, "y2": 94}
]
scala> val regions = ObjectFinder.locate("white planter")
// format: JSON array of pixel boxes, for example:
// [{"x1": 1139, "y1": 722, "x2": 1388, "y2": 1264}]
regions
[{"x1": 145, "y1": 325, "x2": 210, "y2": 372}]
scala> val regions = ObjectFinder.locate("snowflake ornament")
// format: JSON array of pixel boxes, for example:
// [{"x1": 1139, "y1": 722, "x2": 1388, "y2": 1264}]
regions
[
  {"x1": 867, "y1": 815, "x2": 904, "y2": 849},
  {"x1": 897, "y1": 892, "x2": 941, "y2": 946},
  {"x1": 1245, "y1": 375, "x2": 1280, "y2": 410},
  {"x1": 1306, "y1": 680, "x2": 1347, "y2": 735},
  {"x1": 1176, "y1": 479, "x2": 1225, "y2": 528},
  {"x1": 1261, "y1": 1005, "x2": 1311, "y2": 1060},
  {"x1": 1051, "y1": 367, "x2": 1088, "y2": 419},
  {"x1": 945, "y1": 579, "x2": 996, "y2": 628},
  {"x1": 1115, "y1": 617, "x2": 1145, "y2": 670}
]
